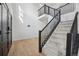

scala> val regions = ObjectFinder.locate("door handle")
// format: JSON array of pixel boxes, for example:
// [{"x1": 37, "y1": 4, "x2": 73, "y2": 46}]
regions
[
  {"x1": 0, "y1": 30, "x2": 1, "y2": 35},
  {"x1": 7, "y1": 26, "x2": 11, "y2": 31}
]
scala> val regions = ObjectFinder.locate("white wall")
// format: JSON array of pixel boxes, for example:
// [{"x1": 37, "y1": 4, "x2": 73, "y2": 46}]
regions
[
  {"x1": 75, "y1": 3, "x2": 79, "y2": 34},
  {"x1": 10, "y1": 3, "x2": 45, "y2": 41},
  {"x1": 61, "y1": 11, "x2": 76, "y2": 21},
  {"x1": 61, "y1": 4, "x2": 76, "y2": 21}
]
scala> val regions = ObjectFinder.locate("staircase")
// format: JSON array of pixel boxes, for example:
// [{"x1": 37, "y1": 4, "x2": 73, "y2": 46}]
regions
[
  {"x1": 42, "y1": 20, "x2": 73, "y2": 56},
  {"x1": 38, "y1": 4, "x2": 79, "y2": 56}
]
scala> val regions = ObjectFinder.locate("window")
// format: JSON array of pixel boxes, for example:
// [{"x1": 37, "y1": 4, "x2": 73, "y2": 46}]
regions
[{"x1": 18, "y1": 5, "x2": 24, "y2": 23}]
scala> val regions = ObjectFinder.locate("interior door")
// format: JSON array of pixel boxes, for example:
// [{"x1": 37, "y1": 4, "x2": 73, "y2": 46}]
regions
[{"x1": 2, "y1": 4, "x2": 8, "y2": 56}]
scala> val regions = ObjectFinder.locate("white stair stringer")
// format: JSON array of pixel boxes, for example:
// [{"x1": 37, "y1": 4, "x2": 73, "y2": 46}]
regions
[{"x1": 42, "y1": 20, "x2": 73, "y2": 56}]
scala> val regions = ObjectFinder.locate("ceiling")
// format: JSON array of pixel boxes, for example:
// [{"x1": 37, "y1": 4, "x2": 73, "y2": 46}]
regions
[
  {"x1": 39, "y1": 3, "x2": 67, "y2": 9},
  {"x1": 10, "y1": 3, "x2": 75, "y2": 18}
]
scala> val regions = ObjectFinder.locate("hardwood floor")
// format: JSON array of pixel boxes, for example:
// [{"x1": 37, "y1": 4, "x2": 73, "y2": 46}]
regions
[{"x1": 8, "y1": 38, "x2": 45, "y2": 56}]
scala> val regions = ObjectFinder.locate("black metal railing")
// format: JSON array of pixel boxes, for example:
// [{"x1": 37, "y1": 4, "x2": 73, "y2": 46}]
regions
[
  {"x1": 38, "y1": 4, "x2": 59, "y2": 17},
  {"x1": 57, "y1": 3, "x2": 75, "y2": 15},
  {"x1": 39, "y1": 5, "x2": 61, "y2": 52},
  {"x1": 66, "y1": 12, "x2": 79, "y2": 56}
]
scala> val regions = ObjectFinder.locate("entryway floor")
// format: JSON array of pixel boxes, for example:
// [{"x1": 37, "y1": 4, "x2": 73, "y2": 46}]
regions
[{"x1": 8, "y1": 38, "x2": 45, "y2": 56}]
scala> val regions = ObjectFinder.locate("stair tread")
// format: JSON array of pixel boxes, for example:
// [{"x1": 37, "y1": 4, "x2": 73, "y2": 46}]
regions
[
  {"x1": 60, "y1": 20, "x2": 73, "y2": 23},
  {"x1": 43, "y1": 20, "x2": 73, "y2": 56}
]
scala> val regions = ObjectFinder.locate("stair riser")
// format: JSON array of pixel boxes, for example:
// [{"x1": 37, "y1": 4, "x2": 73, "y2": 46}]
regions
[
  {"x1": 55, "y1": 26, "x2": 71, "y2": 31},
  {"x1": 60, "y1": 21, "x2": 73, "y2": 24},
  {"x1": 42, "y1": 20, "x2": 73, "y2": 56},
  {"x1": 59, "y1": 23, "x2": 72, "y2": 25},
  {"x1": 46, "y1": 39, "x2": 66, "y2": 48},
  {"x1": 55, "y1": 31, "x2": 70, "y2": 33}
]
